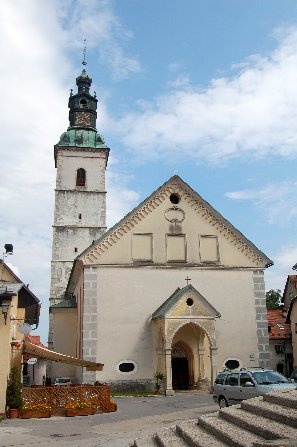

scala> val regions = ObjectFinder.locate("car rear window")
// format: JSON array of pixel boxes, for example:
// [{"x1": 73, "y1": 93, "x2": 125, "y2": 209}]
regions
[{"x1": 251, "y1": 371, "x2": 289, "y2": 385}]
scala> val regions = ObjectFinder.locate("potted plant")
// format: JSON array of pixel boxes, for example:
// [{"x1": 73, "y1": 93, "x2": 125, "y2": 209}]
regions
[
  {"x1": 21, "y1": 404, "x2": 51, "y2": 419},
  {"x1": 65, "y1": 402, "x2": 94, "y2": 417},
  {"x1": 154, "y1": 371, "x2": 165, "y2": 394},
  {"x1": 6, "y1": 367, "x2": 23, "y2": 418}
]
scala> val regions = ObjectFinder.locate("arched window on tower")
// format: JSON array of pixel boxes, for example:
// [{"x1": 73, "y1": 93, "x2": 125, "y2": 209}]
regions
[
  {"x1": 76, "y1": 168, "x2": 86, "y2": 186},
  {"x1": 79, "y1": 98, "x2": 88, "y2": 108}
]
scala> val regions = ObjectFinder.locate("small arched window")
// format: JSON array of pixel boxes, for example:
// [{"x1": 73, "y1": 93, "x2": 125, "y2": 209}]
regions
[
  {"x1": 76, "y1": 168, "x2": 86, "y2": 186},
  {"x1": 79, "y1": 98, "x2": 88, "y2": 108}
]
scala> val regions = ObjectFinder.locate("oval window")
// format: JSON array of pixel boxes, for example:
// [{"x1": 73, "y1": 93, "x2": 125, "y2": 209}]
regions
[
  {"x1": 225, "y1": 359, "x2": 240, "y2": 370},
  {"x1": 186, "y1": 298, "x2": 193, "y2": 306},
  {"x1": 117, "y1": 360, "x2": 137, "y2": 374}
]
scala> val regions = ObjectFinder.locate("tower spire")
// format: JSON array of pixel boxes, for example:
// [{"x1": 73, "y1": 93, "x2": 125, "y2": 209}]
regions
[{"x1": 82, "y1": 38, "x2": 87, "y2": 67}]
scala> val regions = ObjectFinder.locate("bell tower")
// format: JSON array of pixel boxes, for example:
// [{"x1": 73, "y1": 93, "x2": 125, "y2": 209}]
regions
[{"x1": 49, "y1": 58, "x2": 110, "y2": 324}]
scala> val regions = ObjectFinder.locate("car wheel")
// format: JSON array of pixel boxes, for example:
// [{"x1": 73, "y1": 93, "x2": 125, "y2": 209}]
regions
[{"x1": 219, "y1": 397, "x2": 229, "y2": 408}]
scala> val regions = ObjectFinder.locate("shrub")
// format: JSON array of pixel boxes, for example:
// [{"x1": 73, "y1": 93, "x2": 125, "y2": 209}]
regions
[{"x1": 6, "y1": 367, "x2": 23, "y2": 409}]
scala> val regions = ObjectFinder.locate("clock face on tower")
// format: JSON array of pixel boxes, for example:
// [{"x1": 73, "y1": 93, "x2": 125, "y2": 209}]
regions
[{"x1": 75, "y1": 112, "x2": 91, "y2": 127}]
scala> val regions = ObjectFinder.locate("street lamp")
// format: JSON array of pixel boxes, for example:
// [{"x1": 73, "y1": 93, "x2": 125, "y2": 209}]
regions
[
  {"x1": 1, "y1": 300, "x2": 11, "y2": 325},
  {"x1": 1, "y1": 243, "x2": 13, "y2": 282},
  {"x1": 4, "y1": 244, "x2": 13, "y2": 255}
]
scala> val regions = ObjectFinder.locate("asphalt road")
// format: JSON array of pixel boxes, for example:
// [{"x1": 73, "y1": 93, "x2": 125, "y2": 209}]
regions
[{"x1": 0, "y1": 393, "x2": 217, "y2": 447}]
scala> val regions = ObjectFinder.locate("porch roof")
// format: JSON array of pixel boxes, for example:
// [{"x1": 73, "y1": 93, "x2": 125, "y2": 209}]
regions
[
  {"x1": 22, "y1": 341, "x2": 103, "y2": 371},
  {"x1": 152, "y1": 284, "x2": 221, "y2": 319}
]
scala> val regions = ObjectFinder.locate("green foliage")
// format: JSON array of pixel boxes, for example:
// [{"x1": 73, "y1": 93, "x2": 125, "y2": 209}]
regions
[
  {"x1": 154, "y1": 371, "x2": 165, "y2": 390},
  {"x1": 6, "y1": 367, "x2": 23, "y2": 409},
  {"x1": 266, "y1": 289, "x2": 282, "y2": 309}
]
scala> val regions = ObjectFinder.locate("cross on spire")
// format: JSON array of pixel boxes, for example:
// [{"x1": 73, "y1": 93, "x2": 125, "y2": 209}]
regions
[{"x1": 185, "y1": 276, "x2": 191, "y2": 286}]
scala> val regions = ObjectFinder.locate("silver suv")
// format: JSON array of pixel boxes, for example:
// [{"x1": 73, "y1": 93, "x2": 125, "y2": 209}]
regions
[{"x1": 213, "y1": 368, "x2": 296, "y2": 408}]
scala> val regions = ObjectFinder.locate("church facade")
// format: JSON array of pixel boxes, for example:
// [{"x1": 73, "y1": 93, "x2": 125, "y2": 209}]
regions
[{"x1": 49, "y1": 67, "x2": 273, "y2": 393}]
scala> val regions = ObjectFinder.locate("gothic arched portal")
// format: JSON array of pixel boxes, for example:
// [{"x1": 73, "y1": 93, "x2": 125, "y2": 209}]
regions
[
  {"x1": 169, "y1": 322, "x2": 212, "y2": 391},
  {"x1": 171, "y1": 341, "x2": 192, "y2": 390}
]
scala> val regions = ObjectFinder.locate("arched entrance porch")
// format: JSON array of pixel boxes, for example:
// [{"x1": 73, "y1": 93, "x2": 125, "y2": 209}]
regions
[{"x1": 171, "y1": 323, "x2": 211, "y2": 391}]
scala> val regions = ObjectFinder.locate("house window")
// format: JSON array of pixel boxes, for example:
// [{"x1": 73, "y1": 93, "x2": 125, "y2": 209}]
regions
[
  {"x1": 76, "y1": 168, "x2": 86, "y2": 186},
  {"x1": 295, "y1": 323, "x2": 297, "y2": 334},
  {"x1": 275, "y1": 345, "x2": 285, "y2": 354}
]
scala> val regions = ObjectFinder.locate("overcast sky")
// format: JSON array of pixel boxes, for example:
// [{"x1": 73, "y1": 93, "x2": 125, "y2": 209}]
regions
[{"x1": 1, "y1": 0, "x2": 297, "y2": 343}]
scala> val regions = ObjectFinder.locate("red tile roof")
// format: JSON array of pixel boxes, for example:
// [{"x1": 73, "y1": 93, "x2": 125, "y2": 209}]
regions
[
  {"x1": 267, "y1": 309, "x2": 291, "y2": 340},
  {"x1": 24, "y1": 334, "x2": 47, "y2": 349}
]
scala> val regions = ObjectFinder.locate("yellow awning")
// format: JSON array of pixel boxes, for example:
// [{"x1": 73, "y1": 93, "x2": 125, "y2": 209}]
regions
[{"x1": 22, "y1": 341, "x2": 103, "y2": 371}]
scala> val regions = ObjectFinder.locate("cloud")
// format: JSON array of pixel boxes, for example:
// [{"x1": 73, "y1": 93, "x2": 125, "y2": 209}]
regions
[
  {"x1": 0, "y1": 0, "x2": 141, "y2": 343},
  {"x1": 63, "y1": 0, "x2": 141, "y2": 79},
  {"x1": 117, "y1": 28, "x2": 297, "y2": 163},
  {"x1": 225, "y1": 181, "x2": 297, "y2": 225},
  {"x1": 265, "y1": 245, "x2": 297, "y2": 293},
  {"x1": 106, "y1": 170, "x2": 140, "y2": 228}
]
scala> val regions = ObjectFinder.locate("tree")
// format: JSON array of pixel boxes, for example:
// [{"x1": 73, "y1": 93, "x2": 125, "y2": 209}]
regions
[
  {"x1": 6, "y1": 367, "x2": 23, "y2": 409},
  {"x1": 266, "y1": 289, "x2": 282, "y2": 309}
]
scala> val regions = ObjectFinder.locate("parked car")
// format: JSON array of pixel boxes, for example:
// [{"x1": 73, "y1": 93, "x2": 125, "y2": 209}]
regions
[
  {"x1": 54, "y1": 377, "x2": 73, "y2": 386},
  {"x1": 213, "y1": 368, "x2": 297, "y2": 408},
  {"x1": 291, "y1": 370, "x2": 297, "y2": 382}
]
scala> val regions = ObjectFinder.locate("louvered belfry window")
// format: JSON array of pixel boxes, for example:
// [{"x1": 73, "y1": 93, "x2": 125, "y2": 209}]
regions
[{"x1": 76, "y1": 168, "x2": 86, "y2": 186}]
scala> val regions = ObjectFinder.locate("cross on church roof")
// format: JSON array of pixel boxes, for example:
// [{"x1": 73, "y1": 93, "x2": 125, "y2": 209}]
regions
[{"x1": 185, "y1": 276, "x2": 191, "y2": 286}]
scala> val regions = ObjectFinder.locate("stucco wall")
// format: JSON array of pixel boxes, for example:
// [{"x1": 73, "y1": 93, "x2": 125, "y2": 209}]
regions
[
  {"x1": 87, "y1": 199, "x2": 261, "y2": 268},
  {"x1": 0, "y1": 296, "x2": 25, "y2": 415},
  {"x1": 50, "y1": 308, "x2": 78, "y2": 382},
  {"x1": 50, "y1": 148, "x2": 107, "y2": 305},
  {"x1": 89, "y1": 267, "x2": 261, "y2": 384}
]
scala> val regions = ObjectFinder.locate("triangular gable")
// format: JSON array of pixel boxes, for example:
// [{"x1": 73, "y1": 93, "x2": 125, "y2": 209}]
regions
[
  {"x1": 78, "y1": 175, "x2": 273, "y2": 267},
  {"x1": 152, "y1": 284, "x2": 221, "y2": 320}
]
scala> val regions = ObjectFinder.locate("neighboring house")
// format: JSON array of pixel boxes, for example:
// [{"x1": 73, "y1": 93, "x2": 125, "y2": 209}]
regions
[
  {"x1": 49, "y1": 65, "x2": 273, "y2": 393},
  {"x1": 49, "y1": 296, "x2": 78, "y2": 382},
  {"x1": 286, "y1": 295, "x2": 297, "y2": 372},
  {"x1": 287, "y1": 264, "x2": 297, "y2": 370},
  {"x1": 282, "y1": 274, "x2": 297, "y2": 309},
  {"x1": 23, "y1": 334, "x2": 47, "y2": 386},
  {"x1": 267, "y1": 308, "x2": 292, "y2": 376},
  {"x1": 0, "y1": 259, "x2": 40, "y2": 416},
  {"x1": 282, "y1": 272, "x2": 297, "y2": 371}
]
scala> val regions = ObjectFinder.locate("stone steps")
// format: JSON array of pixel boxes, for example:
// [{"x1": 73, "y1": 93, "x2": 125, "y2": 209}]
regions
[
  {"x1": 198, "y1": 413, "x2": 264, "y2": 447},
  {"x1": 241, "y1": 398, "x2": 297, "y2": 428},
  {"x1": 129, "y1": 390, "x2": 297, "y2": 447},
  {"x1": 219, "y1": 406, "x2": 297, "y2": 440},
  {"x1": 176, "y1": 420, "x2": 229, "y2": 447}
]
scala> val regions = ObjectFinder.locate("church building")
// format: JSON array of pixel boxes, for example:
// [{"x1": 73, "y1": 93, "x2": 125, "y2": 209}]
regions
[{"x1": 49, "y1": 64, "x2": 273, "y2": 394}]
